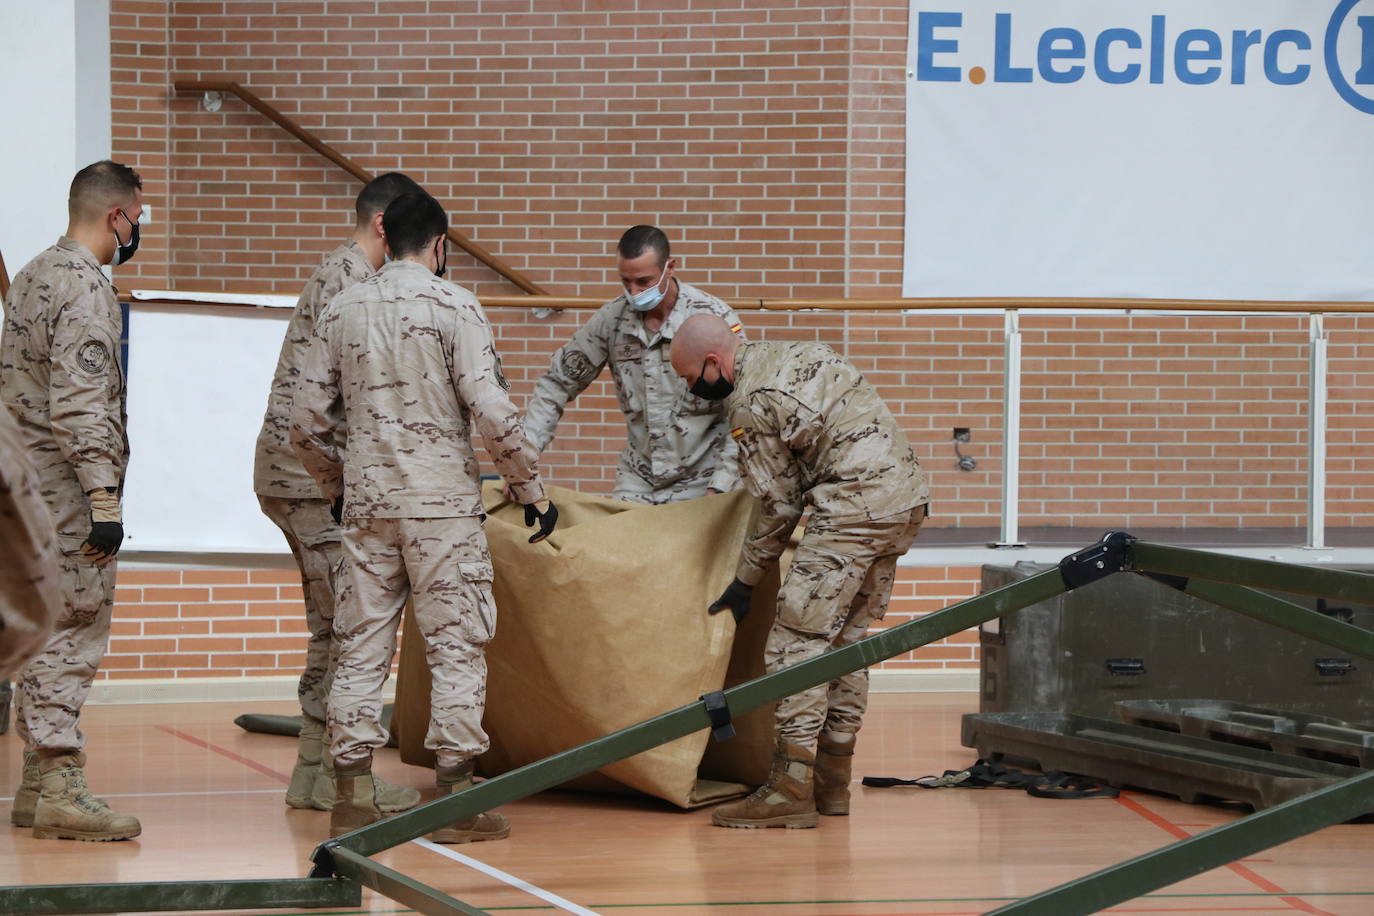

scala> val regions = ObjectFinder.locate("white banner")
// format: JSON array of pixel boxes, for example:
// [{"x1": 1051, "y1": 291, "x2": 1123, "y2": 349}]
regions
[{"x1": 904, "y1": 0, "x2": 1374, "y2": 300}]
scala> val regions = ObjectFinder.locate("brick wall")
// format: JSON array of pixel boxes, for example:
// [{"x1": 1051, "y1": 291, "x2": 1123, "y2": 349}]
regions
[{"x1": 100, "y1": 0, "x2": 1372, "y2": 682}]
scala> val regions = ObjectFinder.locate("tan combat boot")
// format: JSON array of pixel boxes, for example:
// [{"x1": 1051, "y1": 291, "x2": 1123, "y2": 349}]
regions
[
  {"x1": 329, "y1": 758, "x2": 383, "y2": 838},
  {"x1": 814, "y1": 731, "x2": 856, "y2": 816},
  {"x1": 32, "y1": 752, "x2": 141, "y2": 841},
  {"x1": 286, "y1": 716, "x2": 326, "y2": 809},
  {"x1": 312, "y1": 752, "x2": 421, "y2": 813},
  {"x1": 431, "y1": 760, "x2": 510, "y2": 844},
  {"x1": 10, "y1": 750, "x2": 39, "y2": 828},
  {"x1": 711, "y1": 743, "x2": 818, "y2": 829}
]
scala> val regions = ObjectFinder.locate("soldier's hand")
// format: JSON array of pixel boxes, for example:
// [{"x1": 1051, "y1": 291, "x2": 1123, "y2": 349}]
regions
[
  {"x1": 330, "y1": 495, "x2": 344, "y2": 525},
  {"x1": 524, "y1": 498, "x2": 559, "y2": 544},
  {"x1": 708, "y1": 577, "x2": 753, "y2": 625},
  {"x1": 81, "y1": 488, "x2": 123, "y2": 566}
]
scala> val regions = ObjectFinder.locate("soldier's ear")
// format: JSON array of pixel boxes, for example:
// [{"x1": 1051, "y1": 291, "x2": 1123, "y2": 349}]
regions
[{"x1": 372, "y1": 210, "x2": 385, "y2": 237}]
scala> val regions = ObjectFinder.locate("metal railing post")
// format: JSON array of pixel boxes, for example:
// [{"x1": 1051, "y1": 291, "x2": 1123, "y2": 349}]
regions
[{"x1": 1306, "y1": 313, "x2": 1329, "y2": 549}]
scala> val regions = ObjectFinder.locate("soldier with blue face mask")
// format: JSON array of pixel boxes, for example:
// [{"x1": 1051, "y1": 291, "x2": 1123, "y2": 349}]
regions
[{"x1": 523, "y1": 225, "x2": 745, "y2": 504}]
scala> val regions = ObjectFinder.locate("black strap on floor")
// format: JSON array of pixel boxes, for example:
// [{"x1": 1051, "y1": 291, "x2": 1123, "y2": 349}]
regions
[
  {"x1": 699, "y1": 690, "x2": 735, "y2": 741},
  {"x1": 862, "y1": 758, "x2": 1118, "y2": 799}
]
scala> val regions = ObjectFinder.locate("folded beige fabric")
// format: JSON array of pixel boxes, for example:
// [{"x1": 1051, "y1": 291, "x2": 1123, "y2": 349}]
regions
[{"x1": 394, "y1": 482, "x2": 785, "y2": 808}]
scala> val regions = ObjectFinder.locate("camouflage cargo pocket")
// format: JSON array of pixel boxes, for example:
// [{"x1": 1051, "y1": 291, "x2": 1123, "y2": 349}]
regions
[
  {"x1": 776, "y1": 547, "x2": 859, "y2": 636},
  {"x1": 457, "y1": 561, "x2": 497, "y2": 645}
]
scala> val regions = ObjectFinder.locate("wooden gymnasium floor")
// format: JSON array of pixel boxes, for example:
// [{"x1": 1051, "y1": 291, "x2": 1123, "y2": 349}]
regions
[{"x1": 3, "y1": 693, "x2": 1373, "y2": 916}]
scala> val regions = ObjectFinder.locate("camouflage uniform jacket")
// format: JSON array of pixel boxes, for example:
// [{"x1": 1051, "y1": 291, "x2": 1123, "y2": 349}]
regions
[
  {"x1": 0, "y1": 237, "x2": 128, "y2": 502},
  {"x1": 0, "y1": 400, "x2": 61, "y2": 677},
  {"x1": 254, "y1": 240, "x2": 374, "y2": 497},
  {"x1": 726, "y1": 341, "x2": 929, "y2": 585},
  {"x1": 290, "y1": 260, "x2": 544, "y2": 518},
  {"x1": 524, "y1": 281, "x2": 743, "y2": 494}
]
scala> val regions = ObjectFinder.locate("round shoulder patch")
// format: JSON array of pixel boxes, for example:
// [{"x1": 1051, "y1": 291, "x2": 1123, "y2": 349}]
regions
[
  {"x1": 76, "y1": 339, "x2": 110, "y2": 376},
  {"x1": 561, "y1": 349, "x2": 598, "y2": 384}
]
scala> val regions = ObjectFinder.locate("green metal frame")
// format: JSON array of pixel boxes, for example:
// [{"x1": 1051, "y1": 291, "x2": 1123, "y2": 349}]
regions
[{"x1": 3, "y1": 535, "x2": 1372, "y2": 916}]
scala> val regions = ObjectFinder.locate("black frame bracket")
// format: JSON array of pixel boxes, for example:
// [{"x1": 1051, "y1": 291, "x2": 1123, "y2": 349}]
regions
[
  {"x1": 1058, "y1": 531, "x2": 1135, "y2": 590},
  {"x1": 700, "y1": 690, "x2": 736, "y2": 741}
]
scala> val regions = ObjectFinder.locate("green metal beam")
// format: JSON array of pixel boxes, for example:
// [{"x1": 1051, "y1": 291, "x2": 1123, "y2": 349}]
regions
[
  {"x1": 0, "y1": 878, "x2": 360, "y2": 916},
  {"x1": 1132, "y1": 542, "x2": 1374, "y2": 603},
  {"x1": 982, "y1": 770, "x2": 1374, "y2": 916},
  {"x1": 1176, "y1": 578, "x2": 1374, "y2": 662},
  {"x1": 329, "y1": 845, "x2": 490, "y2": 916},
  {"x1": 327, "y1": 566, "x2": 1070, "y2": 858}
]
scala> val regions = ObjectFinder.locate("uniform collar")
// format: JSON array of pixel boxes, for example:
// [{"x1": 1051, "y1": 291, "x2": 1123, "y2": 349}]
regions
[{"x1": 56, "y1": 236, "x2": 103, "y2": 272}]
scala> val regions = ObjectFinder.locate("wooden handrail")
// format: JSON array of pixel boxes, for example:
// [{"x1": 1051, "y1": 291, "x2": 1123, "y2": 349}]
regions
[
  {"x1": 172, "y1": 79, "x2": 548, "y2": 296},
  {"x1": 0, "y1": 248, "x2": 9, "y2": 300},
  {"x1": 130, "y1": 292, "x2": 1374, "y2": 314}
]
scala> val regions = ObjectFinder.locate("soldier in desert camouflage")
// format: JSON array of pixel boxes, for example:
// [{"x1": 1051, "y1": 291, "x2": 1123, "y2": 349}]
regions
[
  {"x1": 0, "y1": 400, "x2": 61, "y2": 680},
  {"x1": 291, "y1": 191, "x2": 557, "y2": 841},
  {"x1": 253, "y1": 172, "x2": 423, "y2": 816},
  {"x1": 670, "y1": 314, "x2": 930, "y2": 830},
  {"x1": 0, "y1": 160, "x2": 144, "y2": 841},
  {"x1": 523, "y1": 225, "x2": 744, "y2": 504}
]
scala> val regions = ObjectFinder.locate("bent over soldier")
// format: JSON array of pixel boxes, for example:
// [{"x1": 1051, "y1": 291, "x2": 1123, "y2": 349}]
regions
[
  {"x1": 291, "y1": 192, "x2": 557, "y2": 841},
  {"x1": 523, "y1": 225, "x2": 744, "y2": 504},
  {"x1": 253, "y1": 171, "x2": 422, "y2": 815},
  {"x1": 0, "y1": 161, "x2": 144, "y2": 841},
  {"x1": 670, "y1": 314, "x2": 929, "y2": 829}
]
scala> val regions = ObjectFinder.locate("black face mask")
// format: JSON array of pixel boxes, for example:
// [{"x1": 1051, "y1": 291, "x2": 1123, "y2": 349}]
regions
[
  {"x1": 112, "y1": 210, "x2": 140, "y2": 266},
  {"x1": 434, "y1": 238, "x2": 447, "y2": 278},
  {"x1": 690, "y1": 358, "x2": 733, "y2": 400}
]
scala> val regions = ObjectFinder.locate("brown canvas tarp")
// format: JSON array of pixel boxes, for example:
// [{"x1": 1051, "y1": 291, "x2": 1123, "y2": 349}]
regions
[{"x1": 393, "y1": 482, "x2": 783, "y2": 808}]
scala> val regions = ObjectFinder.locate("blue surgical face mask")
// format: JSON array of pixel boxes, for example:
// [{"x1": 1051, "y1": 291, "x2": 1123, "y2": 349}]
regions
[{"x1": 624, "y1": 264, "x2": 668, "y2": 312}]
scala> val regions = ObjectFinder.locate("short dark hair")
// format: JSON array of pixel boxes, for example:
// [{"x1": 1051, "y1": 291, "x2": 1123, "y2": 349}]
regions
[
  {"x1": 382, "y1": 192, "x2": 448, "y2": 258},
  {"x1": 356, "y1": 171, "x2": 422, "y2": 222},
  {"x1": 617, "y1": 225, "x2": 670, "y2": 266},
  {"x1": 68, "y1": 160, "x2": 142, "y2": 221}
]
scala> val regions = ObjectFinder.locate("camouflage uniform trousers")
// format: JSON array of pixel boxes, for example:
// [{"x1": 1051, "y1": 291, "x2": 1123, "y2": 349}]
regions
[
  {"x1": 766, "y1": 504, "x2": 927, "y2": 750},
  {"x1": 329, "y1": 515, "x2": 496, "y2": 771},
  {"x1": 14, "y1": 480, "x2": 119, "y2": 753},
  {"x1": 258, "y1": 495, "x2": 342, "y2": 724}
]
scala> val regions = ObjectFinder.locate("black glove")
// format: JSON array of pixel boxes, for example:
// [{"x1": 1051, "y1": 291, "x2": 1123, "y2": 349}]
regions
[
  {"x1": 709, "y1": 577, "x2": 754, "y2": 625},
  {"x1": 524, "y1": 500, "x2": 559, "y2": 544},
  {"x1": 330, "y1": 495, "x2": 344, "y2": 525},
  {"x1": 80, "y1": 521, "x2": 123, "y2": 565}
]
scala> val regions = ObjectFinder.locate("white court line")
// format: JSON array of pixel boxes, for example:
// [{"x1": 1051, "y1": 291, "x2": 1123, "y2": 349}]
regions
[
  {"x1": 412, "y1": 837, "x2": 602, "y2": 916},
  {"x1": 0, "y1": 789, "x2": 283, "y2": 802}
]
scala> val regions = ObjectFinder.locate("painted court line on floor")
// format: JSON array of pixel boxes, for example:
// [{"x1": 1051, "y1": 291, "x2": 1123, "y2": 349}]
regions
[
  {"x1": 412, "y1": 837, "x2": 602, "y2": 916},
  {"x1": 0, "y1": 788, "x2": 283, "y2": 802},
  {"x1": 156, "y1": 724, "x2": 293, "y2": 783},
  {"x1": 1114, "y1": 792, "x2": 1340, "y2": 916}
]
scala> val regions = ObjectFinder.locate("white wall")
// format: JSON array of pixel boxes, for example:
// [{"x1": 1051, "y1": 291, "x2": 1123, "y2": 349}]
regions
[{"x1": 0, "y1": 0, "x2": 110, "y2": 280}]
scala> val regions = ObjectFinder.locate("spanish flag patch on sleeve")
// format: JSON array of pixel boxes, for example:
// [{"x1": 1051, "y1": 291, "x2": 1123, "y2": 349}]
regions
[
  {"x1": 731, "y1": 426, "x2": 746, "y2": 440},
  {"x1": 729, "y1": 322, "x2": 743, "y2": 335}
]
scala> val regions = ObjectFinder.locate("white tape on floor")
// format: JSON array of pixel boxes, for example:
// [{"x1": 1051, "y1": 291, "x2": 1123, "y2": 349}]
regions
[
  {"x1": 412, "y1": 837, "x2": 602, "y2": 916},
  {"x1": 0, "y1": 789, "x2": 283, "y2": 802}
]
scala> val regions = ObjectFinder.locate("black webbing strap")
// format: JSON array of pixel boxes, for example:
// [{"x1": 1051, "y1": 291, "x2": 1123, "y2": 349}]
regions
[
  {"x1": 862, "y1": 759, "x2": 1118, "y2": 799},
  {"x1": 699, "y1": 691, "x2": 735, "y2": 741}
]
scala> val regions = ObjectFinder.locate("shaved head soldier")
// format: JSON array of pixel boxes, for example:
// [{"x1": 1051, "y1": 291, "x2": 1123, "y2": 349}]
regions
[
  {"x1": 291, "y1": 192, "x2": 557, "y2": 841},
  {"x1": 0, "y1": 160, "x2": 145, "y2": 840},
  {"x1": 671, "y1": 314, "x2": 930, "y2": 829},
  {"x1": 253, "y1": 171, "x2": 423, "y2": 816},
  {"x1": 523, "y1": 225, "x2": 745, "y2": 504}
]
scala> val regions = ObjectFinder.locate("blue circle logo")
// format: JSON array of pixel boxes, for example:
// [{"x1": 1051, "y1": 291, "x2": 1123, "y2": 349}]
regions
[{"x1": 1327, "y1": 0, "x2": 1374, "y2": 113}]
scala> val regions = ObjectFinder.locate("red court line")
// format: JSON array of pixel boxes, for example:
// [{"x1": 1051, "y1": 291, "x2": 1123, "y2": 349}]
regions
[
  {"x1": 156, "y1": 725, "x2": 291, "y2": 784},
  {"x1": 833, "y1": 908, "x2": 1295, "y2": 916},
  {"x1": 1114, "y1": 793, "x2": 1339, "y2": 916}
]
